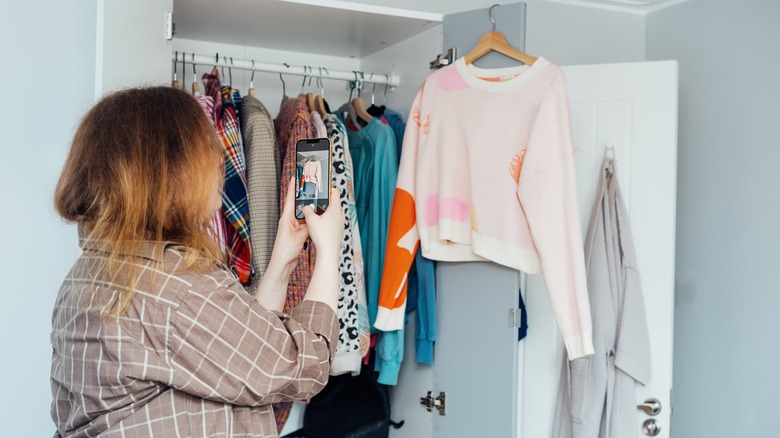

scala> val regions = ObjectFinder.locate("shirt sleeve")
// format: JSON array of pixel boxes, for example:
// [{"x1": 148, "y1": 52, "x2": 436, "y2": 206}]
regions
[
  {"x1": 167, "y1": 273, "x2": 339, "y2": 407},
  {"x1": 516, "y1": 71, "x2": 594, "y2": 360},
  {"x1": 375, "y1": 88, "x2": 423, "y2": 332}
]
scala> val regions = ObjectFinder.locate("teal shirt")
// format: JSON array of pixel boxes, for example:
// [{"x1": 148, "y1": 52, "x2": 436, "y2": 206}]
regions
[{"x1": 339, "y1": 116, "x2": 398, "y2": 331}]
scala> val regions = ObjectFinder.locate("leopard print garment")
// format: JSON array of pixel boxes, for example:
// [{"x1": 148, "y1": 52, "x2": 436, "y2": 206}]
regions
[{"x1": 323, "y1": 115, "x2": 362, "y2": 374}]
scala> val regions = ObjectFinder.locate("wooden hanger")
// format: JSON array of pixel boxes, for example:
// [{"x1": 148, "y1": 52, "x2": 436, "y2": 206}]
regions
[
  {"x1": 315, "y1": 95, "x2": 328, "y2": 116},
  {"x1": 306, "y1": 93, "x2": 316, "y2": 112},
  {"x1": 352, "y1": 96, "x2": 372, "y2": 123},
  {"x1": 463, "y1": 5, "x2": 537, "y2": 66},
  {"x1": 351, "y1": 72, "x2": 372, "y2": 122}
]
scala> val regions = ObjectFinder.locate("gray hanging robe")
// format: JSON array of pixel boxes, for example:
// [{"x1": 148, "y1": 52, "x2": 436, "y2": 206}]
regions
[{"x1": 553, "y1": 158, "x2": 651, "y2": 438}]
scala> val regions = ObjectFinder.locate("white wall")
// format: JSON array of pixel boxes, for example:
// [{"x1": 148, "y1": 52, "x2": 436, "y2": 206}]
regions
[
  {"x1": 646, "y1": 1, "x2": 780, "y2": 436},
  {"x1": 0, "y1": 1, "x2": 97, "y2": 436}
]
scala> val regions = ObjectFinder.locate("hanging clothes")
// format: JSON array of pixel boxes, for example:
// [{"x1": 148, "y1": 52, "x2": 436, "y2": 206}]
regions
[
  {"x1": 274, "y1": 97, "x2": 316, "y2": 432},
  {"x1": 375, "y1": 58, "x2": 594, "y2": 360},
  {"x1": 322, "y1": 114, "x2": 362, "y2": 375},
  {"x1": 331, "y1": 116, "x2": 371, "y2": 360},
  {"x1": 203, "y1": 68, "x2": 254, "y2": 286},
  {"x1": 275, "y1": 97, "x2": 317, "y2": 312},
  {"x1": 311, "y1": 111, "x2": 327, "y2": 138},
  {"x1": 193, "y1": 87, "x2": 228, "y2": 252},
  {"x1": 240, "y1": 95, "x2": 279, "y2": 291},
  {"x1": 336, "y1": 115, "x2": 398, "y2": 333},
  {"x1": 373, "y1": 111, "x2": 437, "y2": 385},
  {"x1": 553, "y1": 158, "x2": 651, "y2": 438}
]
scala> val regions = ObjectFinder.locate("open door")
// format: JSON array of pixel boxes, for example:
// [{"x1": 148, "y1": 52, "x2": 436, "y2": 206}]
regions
[{"x1": 391, "y1": 4, "x2": 677, "y2": 438}]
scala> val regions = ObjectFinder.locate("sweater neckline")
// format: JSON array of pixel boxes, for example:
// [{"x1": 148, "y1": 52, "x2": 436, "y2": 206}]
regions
[{"x1": 454, "y1": 56, "x2": 550, "y2": 92}]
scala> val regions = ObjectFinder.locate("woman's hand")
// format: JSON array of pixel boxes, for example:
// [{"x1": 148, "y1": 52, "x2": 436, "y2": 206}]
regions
[
  {"x1": 301, "y1": 188, "x2": 344, "y2": 312},
  {"x1": 255, "y1": 178, "x2": 310, "y2": 312},
  {"x1": 270, "y1": 178, "x2": 311, "y2": 269},
  {"x1": 301, "y1": 188, "x2": 344, "y2": 260}
]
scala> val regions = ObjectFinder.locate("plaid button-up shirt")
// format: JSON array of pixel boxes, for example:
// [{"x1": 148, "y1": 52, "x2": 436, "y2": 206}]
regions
[{"x1": 50, "y1": 239, "x2": 337, "y2": 437}]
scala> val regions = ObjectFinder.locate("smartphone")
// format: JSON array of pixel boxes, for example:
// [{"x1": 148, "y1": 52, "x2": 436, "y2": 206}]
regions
[{"x1": 294, "y1": 138, "x2": 332, "y2": 221}]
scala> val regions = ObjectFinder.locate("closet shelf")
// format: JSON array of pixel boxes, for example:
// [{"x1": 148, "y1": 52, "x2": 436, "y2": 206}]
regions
[{"x1": 173, "y1": 0, "x2": 443, "y2": 59}]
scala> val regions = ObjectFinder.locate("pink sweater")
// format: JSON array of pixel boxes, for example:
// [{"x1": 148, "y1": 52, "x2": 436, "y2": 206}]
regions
[
  {"x1": 303, "y1": 160, "x2": 322, "y2": 192},
  {"x1": 376, "y1": 57, "x2": 594, "y2": 359}
]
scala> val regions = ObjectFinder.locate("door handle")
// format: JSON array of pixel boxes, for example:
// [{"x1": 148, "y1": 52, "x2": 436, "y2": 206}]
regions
[{"x1": 637, "y1": 398, "x2": 662, "y2": 416}]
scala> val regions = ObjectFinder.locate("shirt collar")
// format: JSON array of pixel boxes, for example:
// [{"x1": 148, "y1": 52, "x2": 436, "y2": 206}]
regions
[{"x1": 78, "y1": 237, "x2": 170, "y2": 263}]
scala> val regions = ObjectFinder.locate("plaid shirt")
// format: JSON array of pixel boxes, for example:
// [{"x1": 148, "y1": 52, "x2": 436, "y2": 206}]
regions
[
  {"x1": 204, "y1": 69, "x2": 254, "y2": 286},
  {"x1": 50, "y1": 239, "x2": 337, "y2": 437}
]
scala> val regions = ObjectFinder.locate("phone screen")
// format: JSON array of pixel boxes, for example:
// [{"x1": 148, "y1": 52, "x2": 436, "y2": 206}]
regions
[{"x1": 294, "y1": 138, "x2": 332, "y2": 221}]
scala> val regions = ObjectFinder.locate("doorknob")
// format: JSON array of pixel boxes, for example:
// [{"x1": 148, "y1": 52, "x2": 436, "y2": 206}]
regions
[
  {"x1": 642, "y1": 419, "x2": 661, "y2": 436},
  {"x1": 637, "y1": 398, "x2": 662, "y2": 416}
]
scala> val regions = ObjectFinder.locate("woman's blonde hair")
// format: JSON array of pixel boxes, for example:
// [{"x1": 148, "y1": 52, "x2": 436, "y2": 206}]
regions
[{"x1": 55, "y1": 86, "x2": 225, "y2": 316}]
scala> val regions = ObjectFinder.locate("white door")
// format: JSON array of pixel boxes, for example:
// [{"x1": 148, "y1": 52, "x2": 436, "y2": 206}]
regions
[
  {"x1": 519, "y1": 60, "x2": 678, "y2": 438},
  {"x1": 96, "y1": 0, "x2": 173, "y2": 96}
]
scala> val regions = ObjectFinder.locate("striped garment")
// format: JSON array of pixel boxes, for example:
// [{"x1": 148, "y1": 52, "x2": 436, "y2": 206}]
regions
[
  {"x1": 272, "y1": 97, "x2": 316, "y2": 430},
  {"x1": 50, "y1": 238, "x2": 338, "y2": 437},
  {"x1": 240, "y1": 95, "x2": 280, "y2": 291},
  {"x1": 203, "y1": 69, "x2": 254, "y2": 286}
]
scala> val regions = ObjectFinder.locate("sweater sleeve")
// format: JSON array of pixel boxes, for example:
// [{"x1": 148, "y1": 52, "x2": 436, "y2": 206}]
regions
[
  {"x1": 516, "y1": 72, "x2": 594, "y2": 360},
  {"x1": 315, "y1": 161, "x2": 322, "y2": 193},
  {"x1": 374, "y1": 89, "x2": 423, "y2": 332}
]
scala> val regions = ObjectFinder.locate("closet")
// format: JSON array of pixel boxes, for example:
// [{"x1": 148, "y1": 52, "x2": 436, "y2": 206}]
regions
[{"x1": 96, "y1": 1, "x2": 678, "y2": 437}]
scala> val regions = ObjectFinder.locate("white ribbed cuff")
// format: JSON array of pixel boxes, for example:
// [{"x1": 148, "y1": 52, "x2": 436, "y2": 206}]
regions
[
  {"x1": 374, "y1": 306, "x2": 405, "y2": 331},
  {"x1": 564, "y1": 333, "x2": 595, "y2": 360}
]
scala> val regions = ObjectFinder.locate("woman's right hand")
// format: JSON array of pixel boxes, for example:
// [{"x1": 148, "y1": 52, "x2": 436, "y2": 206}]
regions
[{"x1": 301, "y1": 189, "x2": 344, "y2": 260}]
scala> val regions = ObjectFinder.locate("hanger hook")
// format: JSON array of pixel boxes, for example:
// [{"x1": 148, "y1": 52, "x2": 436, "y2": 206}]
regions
[
  {"x1": 250, "y1": 59, "x2": 255, "y2": 86},
  {"x1": 317, "y1": 67, "x2": 323, "y2": 96},
  {"x1": 228, "y1": 57, "x2": 234, "y2": 90},
  {"x1": 173, "y1": 51, "x2": 178, "y2": 79},
  {"x1": 350, "y1": 71, "x2": 358, "y2": 101},
  {"x1": 370, "y1": 73, "x2": 376, "y2": 106},
  {"x1": 301, "y1": 66, "x2": 308, "y2": 93},
  {"x1": 192, "y1": 53, "x2": 197, "y2": 78},
  {"x1": 357, "y1": 71, "x2": 365, "y2": 98},
  {"x1": 181, "y1": 52, "x2": 186, "y2": 89},
  {"x1": 383, "y1": 74, "x2": 389, "y2": 104},
  {"x1": 322, "y1": 67, "x2": 329, "y2": 98},
  {"x1": 489, "y1": 4, "x2": 499, "y2": 32},
  {"x1": 280, "y1": 63, "x2": 289, "y2": 96}
]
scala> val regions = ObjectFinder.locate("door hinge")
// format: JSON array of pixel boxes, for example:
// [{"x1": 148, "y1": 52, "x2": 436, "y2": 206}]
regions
[
  {"x1": 508, "y1": 308, "x2": 519, "y2": 327},
  {"x1": 420, "y1": 391, "x2": 446, "y2": 415},
  {"x1": 430, "y1": 48, "x2": 457, "y2": 69},
  {"x1": 165, "y1": 12, "x2": 176, "y2": 40}
]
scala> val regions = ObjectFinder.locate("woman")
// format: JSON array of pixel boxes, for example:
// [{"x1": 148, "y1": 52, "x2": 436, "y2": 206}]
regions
[{"x1": 50, "y1": 86, "x2": 343, "y2": 437}]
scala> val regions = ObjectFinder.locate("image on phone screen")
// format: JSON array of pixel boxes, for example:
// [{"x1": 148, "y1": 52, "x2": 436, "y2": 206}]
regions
[{"x1": 294, "y1": 138, "x2": 331, "y2": 220}]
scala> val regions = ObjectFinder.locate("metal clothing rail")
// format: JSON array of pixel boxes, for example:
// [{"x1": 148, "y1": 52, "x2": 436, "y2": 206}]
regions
[{"x1": 175, "y1": 53, "x2": 400, "y2": 87}]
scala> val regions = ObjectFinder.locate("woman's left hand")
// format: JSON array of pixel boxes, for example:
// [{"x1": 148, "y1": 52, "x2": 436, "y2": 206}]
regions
[{"x1": 270, "y1": 177, "x2": 310, "y2": 269}]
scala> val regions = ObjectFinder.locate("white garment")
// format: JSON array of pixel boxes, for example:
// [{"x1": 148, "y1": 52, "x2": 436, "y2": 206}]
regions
[{"x1": 553, "y1": 159, "x2": 651, "y2": 438}]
